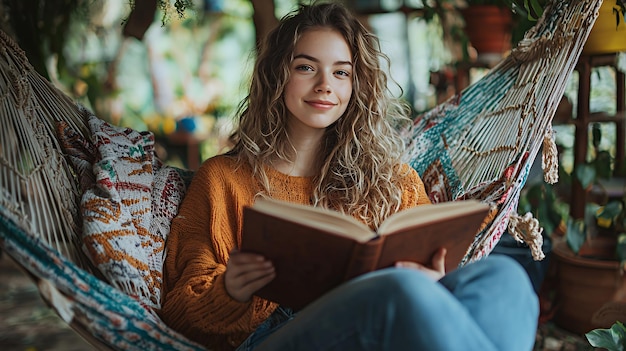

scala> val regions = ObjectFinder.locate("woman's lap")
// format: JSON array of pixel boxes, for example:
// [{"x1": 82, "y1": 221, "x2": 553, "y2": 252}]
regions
[{"x1": 240, "y1": 254, "x2": 538, "y2": 351}]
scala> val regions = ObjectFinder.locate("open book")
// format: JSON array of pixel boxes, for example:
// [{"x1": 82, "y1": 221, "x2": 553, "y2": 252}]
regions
[{"x1": 241, "y1": 197, "x2": 490, "y2": 310}]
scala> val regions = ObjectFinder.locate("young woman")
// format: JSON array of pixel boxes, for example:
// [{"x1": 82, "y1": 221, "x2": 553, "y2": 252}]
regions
[{"x1": 160, "y1": 3, "x2": 539, "y2": 351}]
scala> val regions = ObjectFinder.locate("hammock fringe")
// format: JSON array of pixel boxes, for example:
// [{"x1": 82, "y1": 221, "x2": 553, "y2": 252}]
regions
[
  {"x1": 542, "y1": 128, "x2": 559, "y2": 184},
  {"x1": 508, "y1": 212, "x2": 546, "y2": 261}
]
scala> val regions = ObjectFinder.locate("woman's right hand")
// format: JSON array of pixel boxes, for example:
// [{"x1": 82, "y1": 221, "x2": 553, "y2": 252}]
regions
[
  {"x1": 225, "y1": 250, "x2": 276, "y2": 302},
  {"x1": 395, "y1": 247, "x2": 447, "y2": 281}
]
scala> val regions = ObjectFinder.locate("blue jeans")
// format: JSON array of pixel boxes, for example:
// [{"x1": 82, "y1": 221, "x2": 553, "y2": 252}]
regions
[{"x1": 237, "y1": 254, "x2": 538, "y2": 351}]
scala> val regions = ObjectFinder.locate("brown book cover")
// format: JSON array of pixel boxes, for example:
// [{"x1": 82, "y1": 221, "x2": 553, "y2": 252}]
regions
[{"x1": 241, "y1": 198, "x2": 490, "y2": 310}]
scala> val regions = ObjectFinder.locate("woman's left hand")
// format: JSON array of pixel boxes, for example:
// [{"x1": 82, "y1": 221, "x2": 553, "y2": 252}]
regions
[{"x1": 395, "y1": 247, "x2": 447, "y2": 281}]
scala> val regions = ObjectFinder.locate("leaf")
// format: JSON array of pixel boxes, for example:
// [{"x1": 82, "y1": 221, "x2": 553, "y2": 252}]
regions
[
  {"x1": 586, "y1": 321, "x2": 626, "y2": 351},
  {"x1": 592, "y1": 123, "x2": 602, "y2": 148},
  {"x1": 586, "y1": 202, "x2": 602, "y2": 225},
  {"x1": 529, "y1": 0, "x2": 543, "y2": 18},
  {"x1": 566, "y1": 217, "x2": 586, "y2": 254},
  {"x1": 522, "y1": 0, "x2": 542, "y2": 21},
  {"x1": 596, "y1": 201, "x2": 623, "y2": 228},
  {"x1": 617, "y1": 233, "x2": 626, "y2": 263},
  {"x1": 595, "y1": 150, "x2": 614, "y2": 179},
  {"x1": 517, "y1": 193, "x2": 531, "y2": 214},
  {"x1": 537, "y1": 201, "x2": 556, "y2": 236},
  {"x1": 523, "y1": 1, "x2": 535, "y2": 21},
  {"x1": 524, "y1": 183, "x2": 544, "y2": 207},
  {"x1": 575, "y1": 163, "x2": 597, "y2": 189}
]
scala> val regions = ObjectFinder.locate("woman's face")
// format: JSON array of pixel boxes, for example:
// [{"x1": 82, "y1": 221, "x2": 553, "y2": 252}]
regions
[{"x1": 283, "y1": 28, "x2": 353, "y2": 136}]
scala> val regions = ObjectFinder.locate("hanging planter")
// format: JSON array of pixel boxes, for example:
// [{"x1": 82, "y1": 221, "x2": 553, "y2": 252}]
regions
[
  {"x1": 583, "y1": 0, "x2": 626, "y2": 55},
  {"x1": 460, "y1": 5, "x2": 513, "y2": 63}
]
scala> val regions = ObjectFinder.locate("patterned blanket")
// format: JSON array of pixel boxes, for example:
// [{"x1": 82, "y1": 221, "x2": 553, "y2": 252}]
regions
[{"x1": 58, "y1": 113, "x2": 193, "y2": 309}]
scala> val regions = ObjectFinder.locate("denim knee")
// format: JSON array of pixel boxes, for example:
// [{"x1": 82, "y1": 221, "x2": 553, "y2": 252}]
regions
[
  {"x1": 360, "y1": 268, "x2": 429, "y2": 297},
  {"x1": 481, "y1": 255, "x2": 538, "y2": 291},
  {"x1": 359, "y1": 268, "x2": 440, "y2": 315},
  {"x1": 472, "y1": 254, "x2": 539, "y2": 309}
]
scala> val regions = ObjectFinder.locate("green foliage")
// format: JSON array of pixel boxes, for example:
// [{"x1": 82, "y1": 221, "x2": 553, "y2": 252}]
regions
[
  {"x1": 616, "y1": 0, "x2": 626, "y2": 28},
  {"x1": 522, "y1": 0, "x2": 543, "y2": 20},
  {"x1": 517, "y1": 182, "x2": 566, "y2": 237},
  {"x1": 463, "y1": 0, "x2": 544, "y2": 20},
  {"x1": 597, "y1": 201, "x2": 624, "y2": 229},
  {"x1": 127, "y1": 0, "x2": 195, "y2": 25},
  {"x1": 617, "y1": 233, "x2": 626, "y2": 267},
  {"x1": 566, "y1": 216, "x2": 586, "y2": 254},
  {"x1": 520, "y1": 120, "x2": 626, "y2": 258},
  {"x1": 586, "y1": 321, "x2": 626, "y2": 351},
  {"x1": 562, "y1": 122, "x2": 626, "y2": 256},
  {"x1": 422, "y1": 0, "x2": 545, "y2": 64},
  {"x1": 2, "y1": 0, "x2": 94, "y2": 79},
  {"x1": 575, "y1": 163, "x2": 597, "y2": 189},
  {"x1": 158, "y1": 0, "x2": 194, "y2": 24}
]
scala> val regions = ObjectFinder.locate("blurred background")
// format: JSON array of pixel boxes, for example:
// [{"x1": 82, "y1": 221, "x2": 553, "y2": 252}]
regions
[
  {"x1": 2, "y1": 0, "x2": 620, "y2": 171},
  {"x1": 0, "y1": 0, "x2": 621, "y2": 172},
  {"x1": 0, "y1": 0, "x2": 540, "y2": 170}
]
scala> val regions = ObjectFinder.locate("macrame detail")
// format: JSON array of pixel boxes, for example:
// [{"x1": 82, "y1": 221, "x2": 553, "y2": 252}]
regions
[
  {"x1": 542, "y1": 128, "x2": 559, "y2": 184},
  {"x1": 508, "y1": 212, "x2": 546, "y2": 261}
]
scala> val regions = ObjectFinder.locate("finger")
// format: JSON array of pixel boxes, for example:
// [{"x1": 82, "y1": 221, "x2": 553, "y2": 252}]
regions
[
  {"x1": 432, "y1": 247, "x2": 447, "y2": 274},
  {"x1": 395, "y1": 261, "x2": 424, "y2": 270},
  {"x1": 240, "y1": 270, "x2": 276, "y2": 296},
  {"x1": 228, "y1": 260, "x2": 273, "y2": 280},
  {"x1": 395, "y1": 260, "x2": 444, "y2": 282},
  {"x1": 228, "y1": 253, "x2": 272, "y2": 278},
  {"x1": 227, "y1": 259, "x2": 274, "y2": 283},
  {"x1": 230, "y1": 251, "x2": 267, "y2": 264},
  {"x1": 230, "y1": 268, "x2": 276, "y2": 301},
  {"x1": 233, "y1": 263, "x2": 275, "y2": 283}
]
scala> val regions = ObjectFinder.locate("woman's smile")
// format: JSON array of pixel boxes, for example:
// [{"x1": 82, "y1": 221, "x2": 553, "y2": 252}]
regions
[{"x1": 305, "y1": 99, "x2": 337, "y2": 110}]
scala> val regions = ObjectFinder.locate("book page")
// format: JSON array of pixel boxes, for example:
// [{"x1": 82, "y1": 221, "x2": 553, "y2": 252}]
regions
[
  {"x1": 252, "y1": 197, "x2": 376, "y2": 242},
  {"x1": 377, "y1": 200, "x2": 489, "y2": 236}
]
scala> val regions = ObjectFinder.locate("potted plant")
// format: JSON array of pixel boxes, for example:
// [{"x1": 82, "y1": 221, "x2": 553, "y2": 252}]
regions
[
  {"x1": 459, "y1": 1, "x2": 515, "y2": 63},
  {"x1": 423, "y1": 0, "x2": 544, "y2": 64},
  {"x1": 521, "y1": 122, "x2": 626, "y2": 335}
]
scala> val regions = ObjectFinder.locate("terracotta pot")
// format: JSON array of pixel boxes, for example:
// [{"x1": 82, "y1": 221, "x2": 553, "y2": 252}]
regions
[
  {"x1": 461, "y1": 5, "x2": 513, "y2": 62},
  {"x1": 551, "y1": 239, "x2": 621, "y2": 334},
  {"x1": 583, "y1": 0, "x2": 626, "y2": 55}
]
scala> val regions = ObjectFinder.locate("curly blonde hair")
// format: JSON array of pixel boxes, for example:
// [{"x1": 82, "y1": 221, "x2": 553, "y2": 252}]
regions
[{"x1": 228, "y1": 2, "x2": 412, "y2": 228}]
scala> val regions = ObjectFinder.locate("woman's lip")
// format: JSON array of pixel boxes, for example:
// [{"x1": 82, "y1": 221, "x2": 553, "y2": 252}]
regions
[{"x1": 306, "y1": 100, "x2": 336, "y2": 109}]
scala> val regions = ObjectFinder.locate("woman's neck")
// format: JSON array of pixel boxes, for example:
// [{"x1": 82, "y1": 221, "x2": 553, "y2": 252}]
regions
[{"x1": 272, "y1": 131, "x2": 324, "y2": 177}]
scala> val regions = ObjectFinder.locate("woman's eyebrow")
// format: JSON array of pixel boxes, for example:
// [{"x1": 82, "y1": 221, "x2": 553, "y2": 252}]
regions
[{"x1": 293, "y1": 54, "x2": 352, "y2": 66}]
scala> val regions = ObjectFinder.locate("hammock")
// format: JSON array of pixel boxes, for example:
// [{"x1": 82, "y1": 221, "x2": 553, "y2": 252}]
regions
[{"x1": 0, "y1": 0, "x2": 602, "y2": 349}]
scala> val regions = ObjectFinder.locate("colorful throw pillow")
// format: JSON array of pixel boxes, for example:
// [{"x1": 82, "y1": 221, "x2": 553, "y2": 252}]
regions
[{"x1": 58, "y1": 113, "x2": 193, "y2": 309}]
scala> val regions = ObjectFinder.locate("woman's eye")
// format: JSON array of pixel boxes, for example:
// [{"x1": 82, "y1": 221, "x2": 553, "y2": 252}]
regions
[
  {"x1": 336, "y1": 70, "x2": 350, "y2": 77},
  {"x1": 295, "y1": 65, "x2": 314, "y2": 71}
]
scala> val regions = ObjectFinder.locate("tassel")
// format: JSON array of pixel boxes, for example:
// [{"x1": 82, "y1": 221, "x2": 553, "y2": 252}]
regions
[
  {"x1": 508, "y1": 212, "x2": 545, "y2": 261},
  {"x1": 542, "y1": 128, "x2": 559, "y2": 184}
]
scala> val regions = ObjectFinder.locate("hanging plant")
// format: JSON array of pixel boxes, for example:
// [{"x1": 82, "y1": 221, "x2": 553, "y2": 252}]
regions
[
  {"x1": 127, "y1": 0, "x2": 194, "y2": 25},
  {"x1": 615, "y1": 0, "x2": 626, "y2": 28}
]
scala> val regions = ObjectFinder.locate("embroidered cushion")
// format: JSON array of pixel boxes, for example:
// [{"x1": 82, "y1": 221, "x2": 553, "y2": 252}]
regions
[{"x1": 58, "y1": 114, "x2": 193, "y2": 309}]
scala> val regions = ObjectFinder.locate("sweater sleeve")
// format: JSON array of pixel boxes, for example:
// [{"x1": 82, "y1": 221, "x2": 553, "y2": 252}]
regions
[
  {"x1": 399, "y1": 163, "x2": 432, "y2": 209},
  {"x1": 160, "y1": 158, "x2": 276, "y2": 349}
]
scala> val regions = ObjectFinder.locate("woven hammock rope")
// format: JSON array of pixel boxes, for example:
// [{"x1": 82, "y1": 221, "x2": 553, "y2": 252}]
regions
[
  {"x1": 0, "y1": 34, "x2": 90, "y2": 266},
  {"x1": 0, "y1": 0, "x2": 603, "y2": 349},
  {"x1": 402, "y1": 0, "x2": 601, "y2": 261}
]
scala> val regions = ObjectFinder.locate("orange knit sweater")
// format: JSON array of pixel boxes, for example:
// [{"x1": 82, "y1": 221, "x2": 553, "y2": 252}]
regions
[{"x1": 160, "y1": 155, "x2": 431, "y2": 350}]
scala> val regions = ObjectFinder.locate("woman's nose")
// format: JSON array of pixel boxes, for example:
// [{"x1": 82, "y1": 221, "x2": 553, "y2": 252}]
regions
[{"x1": 314, "y1": 74, "x2": 332, "y2": 93}]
